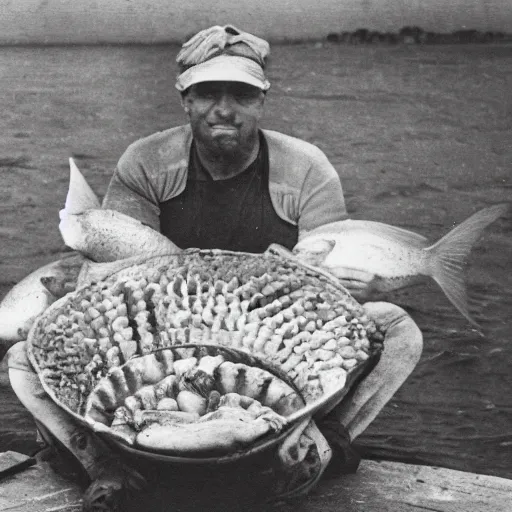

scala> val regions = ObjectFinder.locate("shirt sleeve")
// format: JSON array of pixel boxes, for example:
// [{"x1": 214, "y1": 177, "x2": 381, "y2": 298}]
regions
[
  {"x1": 101, "y1": 144, "x2": 161, "y2": 231},
  {"x1": 297, "y1": 147, "x2": 348, "y2": 235}
]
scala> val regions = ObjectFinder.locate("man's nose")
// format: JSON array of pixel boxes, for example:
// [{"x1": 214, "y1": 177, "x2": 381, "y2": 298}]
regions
[{"x1": 213, "y1": 93, "x2": 236, "y2": 117}]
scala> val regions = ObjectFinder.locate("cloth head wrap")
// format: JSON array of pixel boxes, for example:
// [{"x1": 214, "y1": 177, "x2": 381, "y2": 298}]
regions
[{"x1": 175, "y1": 25, "x2": 271, "y2": 92}]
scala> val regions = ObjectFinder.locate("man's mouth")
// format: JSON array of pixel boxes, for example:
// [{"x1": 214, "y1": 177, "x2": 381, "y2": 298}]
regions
[{"x1": 210, "y1": 124, "x2": 238, "y2": 131}]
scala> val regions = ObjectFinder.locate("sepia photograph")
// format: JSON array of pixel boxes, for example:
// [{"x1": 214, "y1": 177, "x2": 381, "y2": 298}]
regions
[{"x1": 0, "y1": 1, "x2": 511, "y2": 511}]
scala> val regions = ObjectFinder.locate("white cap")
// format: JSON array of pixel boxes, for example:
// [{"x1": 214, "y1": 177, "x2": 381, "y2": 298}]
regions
[
  {"x1": 175, "y1": 25, "x2": 271, "y2": 92},
  {"x1": 175, "y1": 55, "x2": 270, "y2": 92}
]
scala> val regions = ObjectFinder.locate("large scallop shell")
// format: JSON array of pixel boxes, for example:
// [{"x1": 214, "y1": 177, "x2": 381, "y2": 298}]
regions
[{"x1": 27, "y1": 247, "x2": 382, "y2": 461}]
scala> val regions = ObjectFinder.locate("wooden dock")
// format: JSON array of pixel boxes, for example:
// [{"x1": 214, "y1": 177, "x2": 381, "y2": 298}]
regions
[{"x1": 1, "y1": 455, "x2": 511, "y2": 512}]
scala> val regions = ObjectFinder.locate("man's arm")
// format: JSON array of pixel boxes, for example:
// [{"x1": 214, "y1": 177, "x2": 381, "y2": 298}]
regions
[
  {"x1": 296, "y1": 147, "x2": 348, "y2": 234},
  {"x1": 297, "y1": 149, "x2": 378, "y2": 301},
  {"x1": 102, "y1": 145, "x2": 161, "y2": 231}
]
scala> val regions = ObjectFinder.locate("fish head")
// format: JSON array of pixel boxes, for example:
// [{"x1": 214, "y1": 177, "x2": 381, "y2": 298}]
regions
[
  {"x1": 293, "y1": 236, "x2": 336, "y2": 267},
  {"x1": 40, "y1": 276, "x2": 76, "y2": 298}
]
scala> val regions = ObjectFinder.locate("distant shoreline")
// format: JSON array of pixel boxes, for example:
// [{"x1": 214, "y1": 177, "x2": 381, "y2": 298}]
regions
[
  {"x1": 0, "y1": 26, "x2": 511, "y2": 47},
  {"x1": 323, "y1": 27, "x2": 512, "y2": 46},
  {"x1": 1, "y1": 38, "x2": 512, "y2": 49}
]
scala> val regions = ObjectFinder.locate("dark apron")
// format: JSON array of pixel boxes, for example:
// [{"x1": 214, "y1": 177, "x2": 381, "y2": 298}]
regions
[{"x1": 159, "y1": 132, "x2": 298, "y2": 253}]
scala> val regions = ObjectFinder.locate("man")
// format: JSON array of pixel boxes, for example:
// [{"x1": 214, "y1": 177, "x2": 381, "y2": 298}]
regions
[
  {"x1": 7, "y1": 25, "x2": 422, "y2": 508},
  {"x1": 101, "y1": 22, "x2": 422, "y2": 477}
]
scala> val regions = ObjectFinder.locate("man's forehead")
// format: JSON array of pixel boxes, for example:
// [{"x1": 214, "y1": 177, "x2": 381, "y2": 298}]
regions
[
  {"x1": 193, "y1": 81, "x2": 260, "y2": 88},
  {"x1": 190, "y1": 81, "x2": 263, "y2": 93}
]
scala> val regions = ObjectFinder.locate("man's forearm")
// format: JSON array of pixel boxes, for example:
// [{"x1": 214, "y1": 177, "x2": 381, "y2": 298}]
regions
[{"x1": 102, "y1": 172, "x2": 161, "y2": 230}]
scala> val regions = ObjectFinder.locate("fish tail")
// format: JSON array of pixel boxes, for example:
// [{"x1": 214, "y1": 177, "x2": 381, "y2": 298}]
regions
[
  {"x1": 60, "y1": 158, "x2": 100, "y2": 217},
  {"x1": 427, "y1": 204, "x2": 509, "y2": 325}
]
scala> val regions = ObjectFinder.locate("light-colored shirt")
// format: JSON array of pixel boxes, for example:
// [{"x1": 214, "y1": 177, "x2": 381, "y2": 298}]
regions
[{"x1": 102, "y1": 125, "x2": 347, "y2": 237}]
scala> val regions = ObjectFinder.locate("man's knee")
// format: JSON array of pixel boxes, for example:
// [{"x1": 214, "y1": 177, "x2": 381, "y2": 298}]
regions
[
  {"x1": 6, "y1": 341, "x2": 47, "y2": 403},
  {"x1": 403, "y1": 318, "x2": 423, "y2": 367},
  {"x1": 364, "y1": 301, "x2": 423, "y2": 372},
  {"x1": 6, "y1": 341, "x2": 33, "y2": 372},
  {"x1": 384, "y1": 315, "x2": 422, "y2": 373}
]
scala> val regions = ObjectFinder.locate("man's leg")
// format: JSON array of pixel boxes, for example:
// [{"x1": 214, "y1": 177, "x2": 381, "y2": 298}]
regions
[
  {"x1": 7, "y1": 341, "x2": 145, "y2": 510},
  {"x1": 318, "y1": 301, "x2": 422, "y2": 477},
  {"x1": 7, "y1": 341, "x2": 112, "y2": 479},
  {"x1": 336, "y1": 302, "x2": 423, "y2": 440}
]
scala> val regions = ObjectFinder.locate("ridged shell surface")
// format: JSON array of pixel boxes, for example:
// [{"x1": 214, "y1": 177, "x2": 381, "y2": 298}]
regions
[{"x1": 28, "y1": 249, "x2": 383, "y2": 418}]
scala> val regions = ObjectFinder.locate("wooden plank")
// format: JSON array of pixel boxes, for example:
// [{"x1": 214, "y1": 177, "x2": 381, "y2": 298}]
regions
[
  {"x1": 293, "y1": 460, "x2": 512, "y2": 512},
  {"x1": 0, "y1": 463, "x2": 82, "y2": 512},
  {"x1": 0, "y1": 452, "x2": 35, "y2": 480},
  {"x1": 1, "y1": 459, "x2": 511, "y2": 512}
]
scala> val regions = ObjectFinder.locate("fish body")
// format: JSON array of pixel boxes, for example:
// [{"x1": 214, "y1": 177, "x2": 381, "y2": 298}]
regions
[
  {"x1": 0, "y1": 254, "x2": 84, "y2": 343},
  {"x1": 59, "y1": 158, "x2": 180, "y2": 262},
  {"x1": 296, "y1": 222, "x2": 431, "y2": 289},
  {"x1": 293, "y1": 204, "x2": 508, "y2": 324},
  {"x1": 59, "y1": 209, "x2": 180, "y2": 263}
]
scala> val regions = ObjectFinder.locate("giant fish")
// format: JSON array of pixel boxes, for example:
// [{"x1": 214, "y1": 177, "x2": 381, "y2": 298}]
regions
[
  {"x1": 0, "y1": 158, "x2": 507, "y2": 344},
  {"x1": 293, "y1": 204, "x2": 508, "y2": 325}
]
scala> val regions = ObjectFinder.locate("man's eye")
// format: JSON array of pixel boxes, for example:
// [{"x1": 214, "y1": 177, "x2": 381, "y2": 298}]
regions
[
  {"x1": 193, "y1": 84, "x2": 220, "y2": 99},
  {"x1": 236, "y1": 91, "x2": 253, "y2": 100},
  {"x1": 232, "y1": 87, "x2": 260, "y2": 102},
  {"x1": 198, "y1": 91, "x2": 216, "y2": 99}
]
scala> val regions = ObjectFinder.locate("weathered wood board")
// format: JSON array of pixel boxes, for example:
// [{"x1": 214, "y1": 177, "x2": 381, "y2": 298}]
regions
[
  {"x1": 301, "y1": 460, "x2": 512, "y2": 512},
  {"x1": 1, "y1": 458, "x2": 511, "y2": 512},
  {"x1": 0, "y1": 461, "x2": 82, "y2": 512}
]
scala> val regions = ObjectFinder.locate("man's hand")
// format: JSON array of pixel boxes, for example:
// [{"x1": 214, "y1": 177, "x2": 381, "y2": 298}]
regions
[
  {"x1": 292, "y1": 239, "x2": 379, "y2": 301},
  {"x1": 323, "y1": 266, "x2": 378, "y2": 302}
]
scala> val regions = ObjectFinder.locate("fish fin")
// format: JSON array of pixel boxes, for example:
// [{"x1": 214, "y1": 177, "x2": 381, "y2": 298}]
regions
[
  {"x1": 351, "y1": 221, "x2": 429, "y2": 248},
  {"x1": 427, "y1": 204, "x2": 509, "y2": 325},
  {"x1": 63, "y1": 158, "x2": 101, "y2": 215},
  {"x1": 304, "y1": 220, "x2": 428, "y2": 249}
]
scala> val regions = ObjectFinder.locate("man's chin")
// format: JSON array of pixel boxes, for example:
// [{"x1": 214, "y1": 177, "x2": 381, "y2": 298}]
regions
[{"x1": 210, "y1": 134, "x2": 241, "y2": 153}]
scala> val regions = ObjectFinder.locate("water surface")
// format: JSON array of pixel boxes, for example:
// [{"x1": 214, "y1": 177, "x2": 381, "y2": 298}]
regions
[{"x1": 0, "y1": 43, "x2": 511, "y2": 479}]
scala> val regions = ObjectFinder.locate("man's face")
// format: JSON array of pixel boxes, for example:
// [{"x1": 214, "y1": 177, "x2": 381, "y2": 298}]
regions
[{"x1": 182, "y1": 81, "x2": 265, "y2": 156}]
